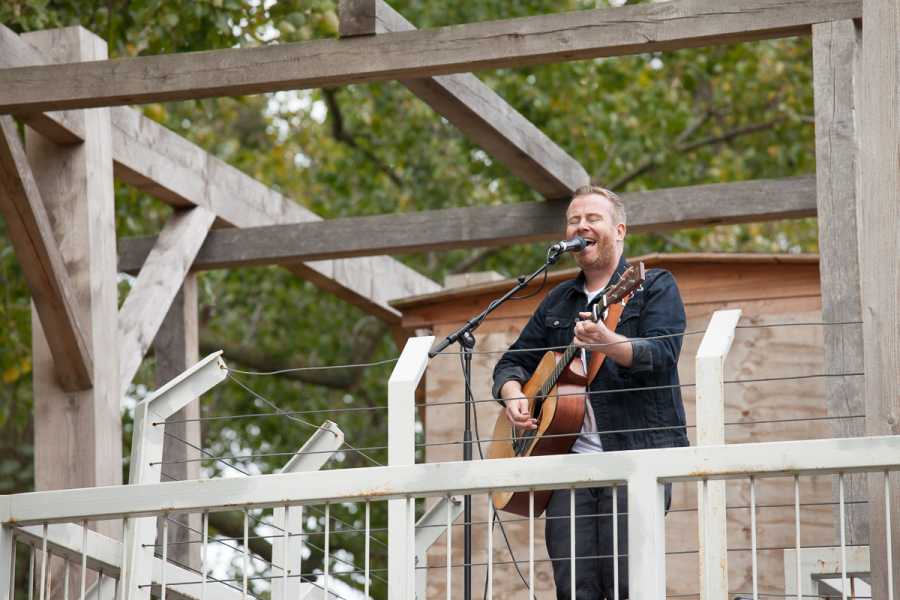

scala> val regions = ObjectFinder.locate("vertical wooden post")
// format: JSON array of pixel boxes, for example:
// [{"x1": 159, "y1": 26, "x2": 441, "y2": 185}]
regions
[
  {"x1": 858, "y1": 1, "x2": 900, "y2": 597},
  {"x1": 811, "y1": 19, "x2": 869, "y2": 546},
  {"x1": 154, "y1": 276, "x2": 201, "y2": 570},
  {"x1": 25, "y1": 27, "x2": 121, "y2": 536}
]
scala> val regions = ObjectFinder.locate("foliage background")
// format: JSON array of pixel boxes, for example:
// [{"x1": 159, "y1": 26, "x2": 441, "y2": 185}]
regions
[{"x1": 0, "y1": 0, "x2": 819, "y2": 597}]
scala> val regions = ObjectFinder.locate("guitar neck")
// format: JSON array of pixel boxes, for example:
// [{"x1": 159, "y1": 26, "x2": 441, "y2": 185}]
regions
[{"x1": 539, "y1": 343, "x2": 580, "y2": 398}]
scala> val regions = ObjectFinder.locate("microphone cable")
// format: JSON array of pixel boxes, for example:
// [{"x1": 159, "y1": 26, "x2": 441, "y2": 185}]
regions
[{"x1": 458, "y1": 352, "x2": 532, "y2": 597}]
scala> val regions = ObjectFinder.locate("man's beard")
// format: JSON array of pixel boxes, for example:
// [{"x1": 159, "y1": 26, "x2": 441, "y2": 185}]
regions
[{"x1": 575, "y1": 230, "x2": 617, "y2": 271}]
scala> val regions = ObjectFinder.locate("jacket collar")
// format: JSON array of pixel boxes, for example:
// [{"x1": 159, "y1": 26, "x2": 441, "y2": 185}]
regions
[{"x1": 570, "y1": 254, "x2": 629, "y2": 297}]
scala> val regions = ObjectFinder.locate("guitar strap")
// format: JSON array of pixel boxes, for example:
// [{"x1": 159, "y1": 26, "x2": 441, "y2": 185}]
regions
[{"x1": 585, "y1": 297, "x2": 630, "y2": 385}]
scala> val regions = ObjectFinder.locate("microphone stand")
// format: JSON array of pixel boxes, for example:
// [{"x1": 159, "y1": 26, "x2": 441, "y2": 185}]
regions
[{"x1": 428, "y1": 248, "x2": 565, "y2": 600}]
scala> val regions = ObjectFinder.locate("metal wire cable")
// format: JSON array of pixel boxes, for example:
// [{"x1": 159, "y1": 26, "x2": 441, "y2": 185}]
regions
[
  {"x1": 154, "y1": 404, "x2": 387, "y2": 426},
  {"x1": 301, "y1": 504, "x2": 389, "y2": 550},
  {"x1": 139, "y1": 571, "x2": 358, "y2": 600},
  {"x1": 152, "y1": 391, "x2": 866, "y2": 428},
  {"x1": 432, "y1": 329, "x2": 707, "y2": 357},
  {"x1": 148, "y1": 527, "x2": 388, "y2": 547},
  {"x1": 224, "y1": 358, "x2": 399, "y2": 376},
  {"x1": 734, "y1": 592, "x2": 872, "y2": 600},
  {"x1": 414, "y1": 542, "x2": 874, "y2": 570},
  {"x1": 420, "y1": 370, "x2": 864, "y2": 408},
  {"x1": 734, "y1": 319, "x2": 862, "y2": 329},
  {"x1": 226, "y1": 373, "x2": 384, "y2": 467},
  {"x1": 150, "y1": 543, "x2": 261, "y2": 600},
  {"x1": 140, "y1": 494, "x2": 874, "y2": 547},
  {"x1": 149, "y1": 500, "x2": 387, "y2": 591},
  {"x1": 154, "y1": 411, "x2": 869, "y2": 466},
  {"x1": 160, "y1": 429, "x2": 251, "y2": 476},
  {"x1": 210, "y1": 321, "x2": 860, "y2": 377},
  {"x1": 158, "y1": 451, "x2": 388, "y2": 552}
]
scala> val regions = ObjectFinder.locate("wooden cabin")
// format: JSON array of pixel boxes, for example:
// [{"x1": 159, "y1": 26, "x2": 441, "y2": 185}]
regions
[{"x1": 394, "y1": 253, "x2": 847, "y2": 599}]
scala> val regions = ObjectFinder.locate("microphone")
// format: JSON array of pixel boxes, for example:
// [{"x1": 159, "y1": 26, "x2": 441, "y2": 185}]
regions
[{"x1": 548, "y1": 235, "x2": 587, "y2": 254}]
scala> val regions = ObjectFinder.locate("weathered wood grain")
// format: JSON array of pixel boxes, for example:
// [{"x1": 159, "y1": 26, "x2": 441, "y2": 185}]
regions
[
  {"x1": 812, "y1": 19, "x2": 868, "y2": 546},
  {"x1": 0, "y1": 0, "x2": 861, "y2": 113},
  {"x1": 0, "y1": 116, "x2": 93, "y2": 390},
  {"x1": 858, "y1": 1, "x2": 900, "y2": 596},
  {"x1": 339, "y1": 0, "x2": 589, "y2": 199},
  {"x1": 26, "y1": 28, "x2": 122, "y2": 545},
  {"x1": 153, "y1": 276, "x2": 202, "y2": 571},
  {"x1": 118, "y1": 176, "x2": 817, "y2": 273},
  {"x1": 118, "y1": 207, "x2": 215, "y2": 397},
  {"x1": 0, "y1": 24, "x2": 440, "y2": 322},
  {"x1": 0, "y1": 26, "x2": 83, "y2": 144}
]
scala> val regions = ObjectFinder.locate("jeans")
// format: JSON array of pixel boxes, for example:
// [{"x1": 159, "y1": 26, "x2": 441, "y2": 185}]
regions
[{"x1": 545, "y1": 485, "x2": 671, "y2": 599}]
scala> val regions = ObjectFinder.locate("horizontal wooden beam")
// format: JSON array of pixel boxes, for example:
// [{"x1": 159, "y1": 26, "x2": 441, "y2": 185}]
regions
[
  {"x1": 339, "y1": 0, "x2": 589, "y2": 199},
  {"x1": 0, "y1": 25, "x2": 440, "y2": 322},
  {"x1": 0, "y1": 115, "x2": 93, "y2": 390},
  {"x1": 0, "y1": 26, "x2": 85, "y2": 144},
  {"x1": 0, "y1": 0, "x2": 861, "y2": 113},
  {"x1": 118, "y1": 176, "x2": 816, "y2": 273}
]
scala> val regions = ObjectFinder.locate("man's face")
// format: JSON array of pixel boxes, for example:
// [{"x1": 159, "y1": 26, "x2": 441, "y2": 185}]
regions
[{"x1": 565, "y1": 193, "x2": 625, "y2": 271}]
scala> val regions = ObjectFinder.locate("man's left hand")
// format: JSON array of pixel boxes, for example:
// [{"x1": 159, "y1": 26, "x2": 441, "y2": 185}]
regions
[
  {"x1": 573, "y1": 311, "x2": 634, "y2": 367},
  {"x1": 573, "y1": 311, "x2": 614, "y2": 347}
]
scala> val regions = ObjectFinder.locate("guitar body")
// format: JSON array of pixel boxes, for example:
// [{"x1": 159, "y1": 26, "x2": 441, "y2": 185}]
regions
[
  {"x1": 486, "y1": 262, "x2": 645, "y2": 517},
  {"x1": 488, "y1": 350, "x2": 587, "y2": 517}
]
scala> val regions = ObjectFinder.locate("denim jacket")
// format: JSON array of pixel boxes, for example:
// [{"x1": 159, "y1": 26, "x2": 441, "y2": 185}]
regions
[{"x1": 491, "y1": 255, "x2": 690, "y2": 451}]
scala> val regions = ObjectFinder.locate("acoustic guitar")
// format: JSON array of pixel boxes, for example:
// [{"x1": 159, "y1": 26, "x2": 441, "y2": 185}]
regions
[{"x1": 487, "y1": 263, "x2": 646, "y2": 517}]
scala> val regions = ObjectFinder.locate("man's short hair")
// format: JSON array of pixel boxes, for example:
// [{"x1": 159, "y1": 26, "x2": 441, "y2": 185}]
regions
[{"x1": 572, "y1": 185, "x2": 626, "y2": 226}]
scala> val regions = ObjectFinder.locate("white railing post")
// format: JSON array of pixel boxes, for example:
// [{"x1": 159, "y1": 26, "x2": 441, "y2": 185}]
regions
[
  {"x1": 0, "y1": 526, "x2": 13, "y2": 600},
  {"x1": 387, "y1": 336, "x2": 433, "y2": 600},
  {"x1": 271, "y1": 421, "x2": 344, "y2": 600},
  {"x1": 628, "y1": 474, "x2": 667, "y2": 599},
  {"x1": 695, "y1": 309, "x2": 741, "y2": 600},
  {"x1": 118, "y1": 352, "x2": 228, "y2": 600}
]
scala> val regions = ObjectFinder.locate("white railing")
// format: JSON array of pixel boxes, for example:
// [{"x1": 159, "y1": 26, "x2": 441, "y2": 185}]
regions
[
  {"x1": 3, "y1": 437, "x2": 898, "y2": 598},
  {"x1": 1, "y1": 311, "x2": 897, "y2": 600}
]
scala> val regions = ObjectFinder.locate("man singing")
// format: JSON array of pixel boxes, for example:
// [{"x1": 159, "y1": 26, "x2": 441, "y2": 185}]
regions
[{"x1": 492, "y1": 185, "x2": 689, "y2": 599}]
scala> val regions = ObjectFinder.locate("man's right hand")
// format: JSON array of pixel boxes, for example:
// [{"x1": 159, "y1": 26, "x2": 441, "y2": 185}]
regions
[{"x1": 500, "y1": 380, "x2": 537, "y2": 430}]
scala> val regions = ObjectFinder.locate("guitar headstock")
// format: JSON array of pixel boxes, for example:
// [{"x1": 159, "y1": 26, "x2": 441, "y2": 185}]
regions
[{"x1": 590, "y1": 262, "x2": 646, "y2": 322}]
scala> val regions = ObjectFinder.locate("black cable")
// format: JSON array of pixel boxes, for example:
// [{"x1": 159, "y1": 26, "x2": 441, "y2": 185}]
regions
[
  {"x1": 462, "y1": 353, "x2": 532, "y2": 596},
  {"x1": 509, "y1": 264, "x2": 550, "y2": 301}
]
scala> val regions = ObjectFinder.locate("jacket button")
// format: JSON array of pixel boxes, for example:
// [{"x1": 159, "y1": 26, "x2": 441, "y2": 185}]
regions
[{"x1": 553, "y1": 320, "x2": 560, "y2": 326}]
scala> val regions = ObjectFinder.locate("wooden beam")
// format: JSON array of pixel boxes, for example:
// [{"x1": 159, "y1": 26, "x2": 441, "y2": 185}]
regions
[
  {"x1": 154, "y1": 275, "x2": 202, "y2": 571},
  {"x1": 0, "y1": 24, "x2": 440, "y2": 322},
  {"x1": 811, "y1": 19, "x2": 868, "y2": 546},
  {"x1": 858, "y1": 0, "x2": 900, "y2": 597},
  {"x1": 339, "y1": 0, "x2": 589, "y2": 199},
  {"x1": 0, "y1": 26, "x2": 84, "y2": 144},
  {"x1": 0, "y1": 0, "x2": 862, "y2": 113},
  {"x1": 118, "y1": 207, "x2": 215, "y2": 396},
  {"x1": 0, "y1": 115, "x2": 93, "y2": 390},
  {"x1": 118, "y1": 176, "x2": 817, "y2": 273},
  {"x1": 26, "y1": 28, "x2": 122, "y2": 545}
]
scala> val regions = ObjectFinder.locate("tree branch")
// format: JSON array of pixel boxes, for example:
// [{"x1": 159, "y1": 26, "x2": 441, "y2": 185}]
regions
[
  {"x1": 199, "y1": 316, "x2": 387, "y2": 390},
  {"x1": 608, "y1": 117, "x2": 786, "y2": 190},
  {"x1": 450, "y1": 247, "x2": 502, "y2": 275},
  {"x1": 321, "y1": 88, "x2": 403, "y2": 187}
]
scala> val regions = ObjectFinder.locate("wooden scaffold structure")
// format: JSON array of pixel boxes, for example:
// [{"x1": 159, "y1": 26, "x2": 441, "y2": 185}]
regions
[{"x1": 0, "y1": 0, "x2": 897, "y2": 597}]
